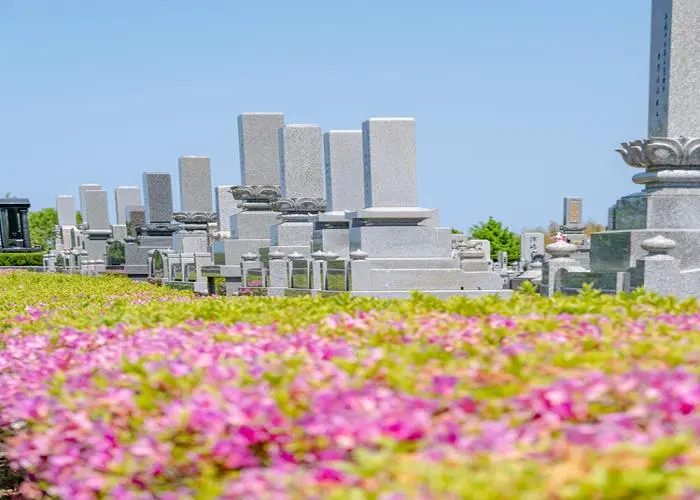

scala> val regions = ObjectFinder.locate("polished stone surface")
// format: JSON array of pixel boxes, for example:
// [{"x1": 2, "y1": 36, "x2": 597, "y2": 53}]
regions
[
  {"x1": 143, "y1": 172, "x2": 174, "y2": 224},
  {"x1": 56, "y1": 195, "x2": 76, "y2": 226},
  {"x1": 648, "y1": 0, "x2": 700, "y2": 137},
  {"x1": 84, "y1": 189, "x2": 110, "y2": 230},
  {"x1": 78, "y1": 184, "x2": 102, "y2": 214},
  {"x1": 324, "y1": 130, "x2": 364, "y2": 211},
  {"x1": 279, "y1": 124, "x2": 325, "y2": 198},
  {"x1": 178, "y1": 156, "x2": 213, "y2": 212},
  {"x1": 362, "y1": 118, "x2": 418, "y2": 207},
  {"x1": 230, "y1": 211, "x2": 278, "y2": 240},
  {"x1": 349, "y1": 225, "x2": 452, "y2": 258},
  {"x1": 238, "y1": 113, "x2": 285, "y2": 186}
]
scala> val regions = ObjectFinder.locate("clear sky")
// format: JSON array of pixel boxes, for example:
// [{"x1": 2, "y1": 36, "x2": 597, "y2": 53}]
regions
[{"x1": 1, "y1": 0, "x2": 650, "y2": 232}]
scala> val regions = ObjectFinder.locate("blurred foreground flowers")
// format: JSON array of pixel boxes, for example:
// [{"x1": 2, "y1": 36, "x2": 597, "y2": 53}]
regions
[{"x1": 1, "y1": 272, "x2": 700, "y2": 498}]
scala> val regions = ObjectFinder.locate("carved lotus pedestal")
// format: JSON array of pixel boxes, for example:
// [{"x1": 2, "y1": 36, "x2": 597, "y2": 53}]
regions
[
  {"x1": 205, "y1": 186, "x2": 283, "y2": 295},
  {"x1": 267, "y1": 197, "x2": 327, "y2": 260}
]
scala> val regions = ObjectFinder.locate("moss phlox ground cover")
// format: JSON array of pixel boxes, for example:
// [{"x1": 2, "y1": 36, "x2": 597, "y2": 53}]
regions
[{"x1": 1, "y1": 272, "x2": 700, "y2": 498}]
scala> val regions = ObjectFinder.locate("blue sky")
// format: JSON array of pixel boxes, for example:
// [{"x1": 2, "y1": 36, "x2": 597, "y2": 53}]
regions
[{"x1": 1, "y1": 0, "x2": 649, "y2": 232}]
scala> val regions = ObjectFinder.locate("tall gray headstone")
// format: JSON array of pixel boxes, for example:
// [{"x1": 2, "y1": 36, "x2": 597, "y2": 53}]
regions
[
  {"x1": 563, "y1": 197, "x2": 583, "y2": 227},
  {"x1": 362, "y1": 118, "x2": 418, "y2": 207},
  {"x1": 79, "y1": 184, "x2": 102, "y2": 214},
  {"x1": 648, "y1": 0, "x2": 700, "y2": 137},
  {"x1": 114, "y1": 186, "x2": 142, "y2": 225},
  {"x1": 324, "y1": 130, "x2": 364, "y2": 212},
  {"x1": 56, "y1": 195, "x2": 76, "y2": 226},
  {"x1": 215, "y1": 186, "x2": 240, "y2": 232},
  {"x1": 238, "y1": 113, "x2": 285, "y2": 186},
  {"x1": 178, "y1": 156, "x2": 213, "y2": 212},
  {"x1": 279, "y1": 124, "x2": 325, "y2": 198},
  {"x1": 84, "y1": 189, "x2": 110, "y2": 230},
  {"x1": 142, "y1": 173, "x2": 173, "y2": 224}
]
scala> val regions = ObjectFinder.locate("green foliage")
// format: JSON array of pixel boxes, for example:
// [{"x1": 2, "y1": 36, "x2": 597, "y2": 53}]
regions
[
  {"x1": 451, "y1": 228, "x2": 463, "y2": 234},
  {"x1": 107, "y1": 242, "x2": 125, "y2": 266},
  {"x1": 0, "y1": 253, "x2": 44, "y2": 267},
  {"x1": 28, "y1": 208, "x2": 58, "y2": 251},
  {"x1": 469, "y1": 216, "x2": 520, "y2": 262},
  {"x1": 75, "y1": 210, "x2": 83, "y2": 225}
]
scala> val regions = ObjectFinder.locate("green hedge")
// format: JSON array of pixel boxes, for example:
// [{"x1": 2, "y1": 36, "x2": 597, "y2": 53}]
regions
[{"x1": 0, "y1": 252, "x2": 44, "y2": 267}]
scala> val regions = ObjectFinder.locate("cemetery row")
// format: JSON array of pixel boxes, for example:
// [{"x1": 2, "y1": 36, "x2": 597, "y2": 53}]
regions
[
  {"x1": 1, "y1": 272, "x2": 700, "y2": 498},
  {"x1": 3, "y1": 0, "x2": 700, "y2": 298},
  {"x1": 35, "y1": 114, "x2": 582, "y2": 299}
]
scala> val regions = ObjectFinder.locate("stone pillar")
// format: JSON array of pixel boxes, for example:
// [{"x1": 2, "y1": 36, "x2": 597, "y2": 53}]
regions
[
  {"x1": 311, "y1": 251, "x2": 324, "y2": 293},
  {"x1": 20, "y1": 209, "x2": 30, "y2": 248},
  {"x1": 632, "y1": 235, "x2": 680, "y2": 296},
  {"x1": 267, "y1": 250, "x2": 288, "y2": 296}
]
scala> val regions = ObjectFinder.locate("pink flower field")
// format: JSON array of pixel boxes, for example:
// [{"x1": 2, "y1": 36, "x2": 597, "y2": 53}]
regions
[{"x1": 1, "y1": 272, "x2": 699, "y2": 498}]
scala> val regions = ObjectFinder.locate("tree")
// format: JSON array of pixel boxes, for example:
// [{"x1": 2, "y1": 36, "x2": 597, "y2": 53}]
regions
[
  {"x1": 75, "y1": 210, "x2": 83, "y2": 225},
  {"x1": 451, "y1": 228, "x2": 464, "y2": 234},
  {"x1": 28, "y1": 208, "x2": 58, "y2": 251},
  {"x1": 584, "y1": 219, "x2": 606, "y2": 237},
  {"x1": 469, "y1": 217, "x2": 520, "y2": 262}
]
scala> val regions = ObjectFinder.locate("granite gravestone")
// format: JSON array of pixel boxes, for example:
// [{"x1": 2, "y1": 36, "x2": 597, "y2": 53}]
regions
[
  {"x1": 269, "y1": 124, "x2": 326, "y2": 260},
  {"x1": 648, "y1": 0, "x2": 700, "y2": 138},
  {"x1": 362, "y1": 118, "x2": 418, "y2": 208},
  {"x1": 178, "y1": 156, "x2": 213, "y2": 213},
  {"x1": 82, "y1": 189, "x2": 111, "y2": 264},
  {"x1": 114, "y1": 186, "x2": 142, "y2": 225},
  {"x1": 520, "y1": 232, "x2": 545, "y2": 267},
  {"x1": 278, "y1": 125, "x2": 325, "y2": 199},
  {"x1": 56, "y1": 195, "x2": 76, "y2": 227},
  {"x1": 324, "y1": 130, "x2": 364, "y2": 212},
  {"x1": 238, "y1": 113, "x2": 285, "y2": 186},
  {"x1": 312, "y1": 130, "x2": 365, "y2": 257},
  {"x1": 208, "y1": 113, "x2": 286, "y2": 295},
  {"x1": 343, "y1": 117, "x2": 505, "y2": 297},
  {"x1": 563, "y1": 197, "x2": 583, "y2": 228},
  {"x1": 84, "y1": 190, "x2": 110, "y2": 230},
  {"x1": 79, "y1": 184, "x2": 102, "y2": 215},
  {"x1": 142, "y1": 173, "x2": 174, "y2": 224}
]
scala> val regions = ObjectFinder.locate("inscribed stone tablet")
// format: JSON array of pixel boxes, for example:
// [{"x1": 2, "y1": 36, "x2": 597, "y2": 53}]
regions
[
  {"x1": 563, "y1": 197, "x2": 583, "y2": 226},
  {"x1": 648, "y1": 0, "x2": 700, "y2": 137}
]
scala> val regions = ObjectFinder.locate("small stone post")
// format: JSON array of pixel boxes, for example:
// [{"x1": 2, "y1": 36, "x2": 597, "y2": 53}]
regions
[{"x1": 541, "y1": 240, "x2": 578, "y2": 297}]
